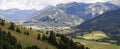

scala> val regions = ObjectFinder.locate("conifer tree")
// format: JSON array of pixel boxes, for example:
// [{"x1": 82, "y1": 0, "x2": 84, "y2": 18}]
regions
[
  {"x1": 16, "y1": 43, "x2": 22, "y2": 49},
  {"x1": 24, "y1": 32, "x2": 29, "y2": 36},
  {"x1": 48, "y1": 31, "x2": 57, "y2": 45},
  {"x1": 8, "y1": 22, "x2": 15, "y2": 30},
  {"x1": 1, "y1": 20, "x2": 5, "y2": 26},
  {"x1": 42, "y1": 34, "x2": 46, "y2": 40},
  {"x1": 16, "y1": 28, "x2": 21, "y2": 33},
  {"x1": 26, "y1": 32, "x2": 29, "y2": 35},
  {"x1": 37, "y1": 33, "x2": 41, "y2": 40}
]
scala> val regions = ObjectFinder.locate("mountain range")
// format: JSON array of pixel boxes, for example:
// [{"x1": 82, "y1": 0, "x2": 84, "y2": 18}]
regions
[
  {"x1": 0, "y1": 2, "x2": 120, "y2": 27},
  {"x1": 25, "y1": 2, "x2": 120, "y2": 26}
]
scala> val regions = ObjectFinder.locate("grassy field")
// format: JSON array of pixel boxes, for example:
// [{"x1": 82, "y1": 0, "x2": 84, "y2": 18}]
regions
[
  {"x1": 76, "y1": 31, "x2": 109, "y2": 40},
  {"x1": 73, "y1": 38, "x2": 120, "y2": 49},
  {"x1": 0, "y1": 20, "x2": 57, "y2": 49}
]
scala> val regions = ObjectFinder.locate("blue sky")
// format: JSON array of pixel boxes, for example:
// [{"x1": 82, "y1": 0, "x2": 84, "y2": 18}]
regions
[{"x1": 0, "y1": 0, "x2": 113, "y2": 10}]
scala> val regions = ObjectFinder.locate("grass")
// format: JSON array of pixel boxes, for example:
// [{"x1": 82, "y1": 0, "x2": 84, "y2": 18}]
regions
[
  {"x1": 0, "y1": 20, "x2": 57, "y2": 49},
  {"x1": 77, "y1": 31, "x2": 109, "y2": 40},
  {"x1": 72, "y1": 38, "x2": 120, "y2": 49}
]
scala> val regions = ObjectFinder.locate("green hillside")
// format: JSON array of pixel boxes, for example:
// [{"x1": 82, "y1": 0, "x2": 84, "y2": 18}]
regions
[
  {"x1": 0, "y1": 19, "x2": 57, "y2": 49},
  {"x1": 0, "y1": 19, "x2": 88, "y2": 49}
]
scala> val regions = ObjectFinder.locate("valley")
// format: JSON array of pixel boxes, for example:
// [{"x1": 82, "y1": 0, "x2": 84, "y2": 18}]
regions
[{"x1": 0, "y1": 0, "x2": 120, "y2": 49}]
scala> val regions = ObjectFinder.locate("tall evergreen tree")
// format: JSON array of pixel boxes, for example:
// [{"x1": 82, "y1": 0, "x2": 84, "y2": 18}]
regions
[
  {"x1": 16, "y1": 43, "x2": 22, "y2": 49},
  {"x1": 37, "y1": 33, "x2": 41, "y2": 40},
  {"x1": 1, "y1": 20, "x2": 5, "y2": 26},
  {"x1": 46, "y1": 31, "x2": 49, "y2": 34},
  {"x1": 24, "y1": 32, "x2": 29, "y2": 36},
  {"x1": 16, "y1": 28, "x2": 21, "y2": 33},
  {"x1": 60, "y1": 34, "x2": 69, "y2": 44},
  {"x1": 42, "y1": 34, "x2": 46, "y2": 40},
  {"x1": 48, "y1": 31, "x2": 57, "y2": 45},
  {"x1": 8, "y1": 22, "x2": 15, "y2": 30},
  {"x1": 26, "y1": 32, "x2": 29, "y2": 35}
]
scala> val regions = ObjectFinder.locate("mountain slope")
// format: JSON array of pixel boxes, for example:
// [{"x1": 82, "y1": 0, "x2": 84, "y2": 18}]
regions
[
  {"x1": 0, "y1": 19, "x2": 57, "y2": 49},
  {"x1": 26, "y1": 2, "x2": 119, "y2": 26},
  {"x1": 75, "y1": 9, "x2": 120, "y2": 44}
]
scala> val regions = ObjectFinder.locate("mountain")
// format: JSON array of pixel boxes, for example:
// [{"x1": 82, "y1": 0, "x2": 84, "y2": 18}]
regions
[
  {"x1": 25, "y1": 2, "x2": 119, "y2": 27},
  {"x1": 0, "y1": 8, "x2": 38, "y2": 23},
  {"x1": 75, "y1": 9, "x2": 120, "y2": 44}
]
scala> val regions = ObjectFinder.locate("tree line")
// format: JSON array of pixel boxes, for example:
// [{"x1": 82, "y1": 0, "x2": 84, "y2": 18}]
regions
[{"x1": 37, "y1": 31, "x2": 89, "y2": 49}]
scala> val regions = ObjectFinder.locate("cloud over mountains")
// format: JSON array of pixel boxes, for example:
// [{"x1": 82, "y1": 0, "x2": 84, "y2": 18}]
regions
[{"x1": 0, "y1": 0, "x2": 116, "y2": 10}]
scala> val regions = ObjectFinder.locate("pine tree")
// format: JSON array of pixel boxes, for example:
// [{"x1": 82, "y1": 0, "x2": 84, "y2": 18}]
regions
[
  {"x1": 69, "y1": 39, "x2": 74, "y2": 49},
  {"x1": 56, "y1": 33, "x2": 61, "y2": 37},
  {"x1": 8, "y1": 22, "x2": 15, "y2": 30},
  {"x1": 1, "y1": 20, "x2": 5, "y2": 26},
  {"x1": 42, "y1": 34, "x2": 48, "y2": 40},
  {"x1": 60, "y1": 34, "x2": 69, "y2": 44},
  {"x1": 58, "y1": 40, "x2": 66, "y2": 49},
  {"x1": 16, "y1": 43, "x2": 22, "y2": 49},
  {"x1": 26, "y1": 32, "x2": 29, "y2": 35},
  {"x1": 24, "y1": 32, "x2": 29, "y2": 36},
  {"x1": 16, "y1": 28, "x2": 21, "y2": 33},
  {"x1": 86, "y1": 47, "x2": 90, "y2": 49},
  {"x1": 37, "y1": 33, "x2": 41, "y2": 40},
  {"x1": 24, "y1": 32, "x2": 27, "y2": 35},
  {"x1": 7, "y1": 31, "x2": 12, "y2": 37},
  {"x1": 46, "y1": 31, "x2": 49, "y2": 34},
  {"x1": 2, "y1": 31, "x2": 6, "y2": 35},
  {"x1": 48, "y1": 31, "x2": 57, "y2": 45},
  {"x1": 80, "y1": 45, "x2": 85, "y2": 49},
  {"x1": 30, "y1": 27, "x2": 32, "y2": 30},
  {"x1": 42, "y1": 34, "x2": 46, "y2": 40}
]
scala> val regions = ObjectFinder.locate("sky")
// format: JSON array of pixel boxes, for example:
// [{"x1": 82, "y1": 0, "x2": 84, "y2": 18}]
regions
[{"x1": 0, "y1": 0, "x2": 114, "y2": 10}]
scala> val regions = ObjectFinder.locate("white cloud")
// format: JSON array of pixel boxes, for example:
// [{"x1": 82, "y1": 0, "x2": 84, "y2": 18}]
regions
[{"x1": 0, "y1": 0, "x2": 111, "y2": 10}]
